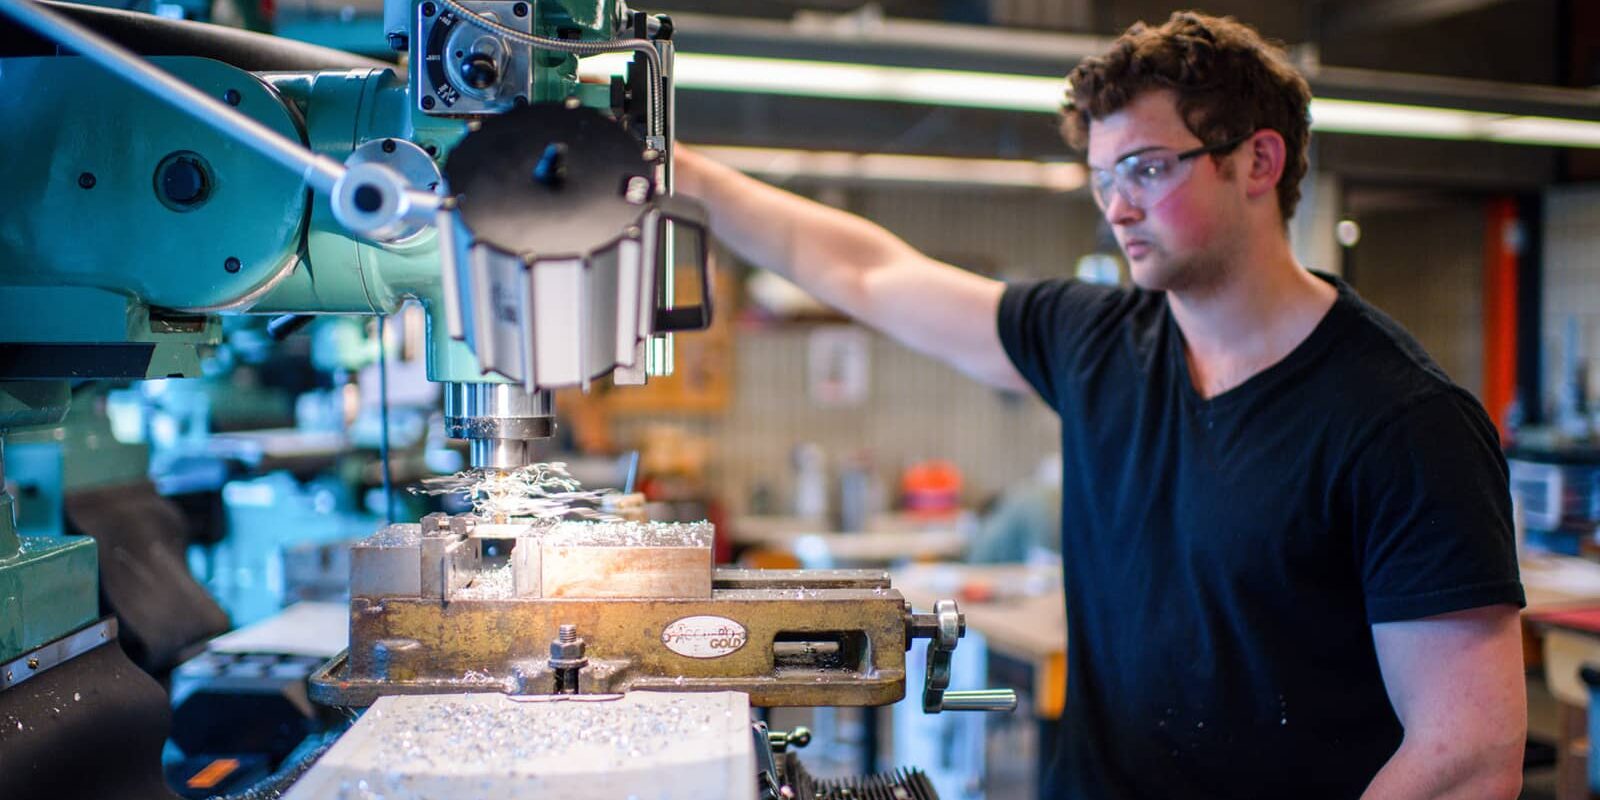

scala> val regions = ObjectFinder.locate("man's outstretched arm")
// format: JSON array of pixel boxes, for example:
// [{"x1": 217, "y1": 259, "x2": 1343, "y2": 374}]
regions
[
  {"x1": 674, "y1": 148, "x2": 1028, "y2": 393},
  {"x1": 1362, "y1": 604, "x2": 1526, "y2": 800}
]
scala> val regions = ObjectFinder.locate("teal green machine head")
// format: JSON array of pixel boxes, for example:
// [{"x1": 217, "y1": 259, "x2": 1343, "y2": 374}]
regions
[
  {"x1": 0, "y1": 0, "x2": 710, "y2": 462},
  {"x1": 0, "y1": 0, "x2": 710, "y2": 661}
]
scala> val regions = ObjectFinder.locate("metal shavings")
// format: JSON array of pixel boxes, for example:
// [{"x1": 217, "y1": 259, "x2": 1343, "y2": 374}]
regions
[
  {"x1": 364, "y1": 526, "x2": 422, "y2": 548},
  {"x1": 409, "y1": 462, "x2": 617, "y2": 521},
  {"x1": 541, "y1": 520, "x2": 713, "y2": 548},
  {"x1": 454, "y1": 561, "x2": 515, "y2": 600},
  {"x1": 330, "y1": 694, "x2": 732, "y2": 799}
]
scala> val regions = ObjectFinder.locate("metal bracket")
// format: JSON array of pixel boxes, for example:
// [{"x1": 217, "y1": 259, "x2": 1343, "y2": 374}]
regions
[{"x1": 0, "y1": 617, "x2": 115, "y2": 691}]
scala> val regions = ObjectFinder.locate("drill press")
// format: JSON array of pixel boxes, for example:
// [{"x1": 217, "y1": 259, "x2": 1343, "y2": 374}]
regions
[{"x1": 0, "y1": 2, "x2": 1013, "y2": 795}]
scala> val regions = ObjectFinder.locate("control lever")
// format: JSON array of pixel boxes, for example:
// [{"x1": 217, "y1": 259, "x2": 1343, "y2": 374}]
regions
[
  {"x1": 767, "y1": 725, "x2": 811, "y2": 754},
  {"x1": 907, "y1": 599, "x2": 1019, "y2": 714}
]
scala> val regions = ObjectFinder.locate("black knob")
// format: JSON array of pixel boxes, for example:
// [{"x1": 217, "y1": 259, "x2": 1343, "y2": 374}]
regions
[
  {"x1": 157, "y1": 155, "x2": 209, "y2": 208},
  {"x1": 460, "y1": 54, "x2": 499, "y2": 90}
]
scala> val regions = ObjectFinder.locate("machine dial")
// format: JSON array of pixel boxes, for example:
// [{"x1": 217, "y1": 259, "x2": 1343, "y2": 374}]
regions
[
  {"x1": 416, "y1": 1, "x2": 534, "y2": 115},
  {"x1": 460, "y1": 53, "x2": 499, "y2": 90}
]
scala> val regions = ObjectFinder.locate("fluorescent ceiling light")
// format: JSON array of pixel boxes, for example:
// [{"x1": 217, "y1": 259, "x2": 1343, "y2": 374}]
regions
[
  {"x1": 1311, "y1": 98, "x2": 1600, "y2": 148},
  {"x1": 583, "y1": 53, "x2": 1064, "y2": 113},
  {"x1": 690, "y1": 144, "x2": 1086, "y2": 192},
  {"x1": 580, "y1": 54, "x2": 1600, "y2": 149}
]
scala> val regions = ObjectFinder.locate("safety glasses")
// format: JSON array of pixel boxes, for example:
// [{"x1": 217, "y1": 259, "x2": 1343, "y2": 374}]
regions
[{"x1": 1089, "y1": 133, "x2": 1251, "y2": 211}]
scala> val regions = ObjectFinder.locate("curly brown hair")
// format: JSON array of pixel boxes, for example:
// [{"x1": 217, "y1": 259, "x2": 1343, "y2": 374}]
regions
[{"x1": 1062, "y1": 11, "x2": 1312, "y2": 222}]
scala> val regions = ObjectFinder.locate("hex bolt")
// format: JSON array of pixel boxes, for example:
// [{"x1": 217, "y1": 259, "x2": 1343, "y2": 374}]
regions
[{"x1": 550, "y1": 623, "x2": 587, "y2": 694}]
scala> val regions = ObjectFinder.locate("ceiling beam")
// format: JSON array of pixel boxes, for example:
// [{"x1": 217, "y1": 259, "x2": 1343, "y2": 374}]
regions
[{"x1": 1319, "y1": 0, "x2": 1513, "y2": 38}]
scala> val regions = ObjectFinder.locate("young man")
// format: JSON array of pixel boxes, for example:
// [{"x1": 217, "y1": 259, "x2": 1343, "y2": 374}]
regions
[{"x1": 675, "y1": 12, "x2": 1526, "y2": 799}]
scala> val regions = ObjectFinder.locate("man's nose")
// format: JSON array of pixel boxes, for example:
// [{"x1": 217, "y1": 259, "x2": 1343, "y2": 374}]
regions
[{"x1": 1103, "y1": 188, "x2": 1144, "y2": 226}]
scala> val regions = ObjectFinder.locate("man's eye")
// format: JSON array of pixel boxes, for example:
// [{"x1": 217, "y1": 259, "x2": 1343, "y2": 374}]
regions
[{"x1": 1135, "y1": 160, "x2": 1170, "y2": 180}]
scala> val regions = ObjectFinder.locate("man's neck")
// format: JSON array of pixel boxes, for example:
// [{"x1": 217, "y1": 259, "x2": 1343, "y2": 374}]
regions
[{"x1": 1167, "y1": 238, "x2": 1337, "y2": 399}]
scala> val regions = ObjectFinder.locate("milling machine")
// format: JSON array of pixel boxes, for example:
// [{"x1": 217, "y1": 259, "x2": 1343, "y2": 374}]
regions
[{"x1": 0, "y1": 2, "x2": 1013, "y2": 797}]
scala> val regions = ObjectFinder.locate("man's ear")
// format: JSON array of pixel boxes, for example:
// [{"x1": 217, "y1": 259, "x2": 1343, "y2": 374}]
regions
[{"x1": 1243, "y1": 130, "x2": 1287, "y2": 201}]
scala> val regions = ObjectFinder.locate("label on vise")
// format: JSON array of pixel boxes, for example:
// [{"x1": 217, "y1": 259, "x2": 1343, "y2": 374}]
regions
[{"x1": 661, "y1": 616, "x2": 748, "y2": 658}]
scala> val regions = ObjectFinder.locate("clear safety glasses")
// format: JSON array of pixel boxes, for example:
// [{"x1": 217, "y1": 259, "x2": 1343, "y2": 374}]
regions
[{"x1": 1089, "y1": 133, "x2": 1251, "y2": 211}]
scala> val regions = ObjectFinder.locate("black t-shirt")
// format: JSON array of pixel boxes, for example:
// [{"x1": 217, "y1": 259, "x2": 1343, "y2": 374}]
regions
[{"x1": 996, "y1": 273, "x2": 1524, "y2": 799}]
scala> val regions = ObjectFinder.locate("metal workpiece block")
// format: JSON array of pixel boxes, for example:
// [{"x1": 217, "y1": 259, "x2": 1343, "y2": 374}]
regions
[
  {"x1": 348, "y1": 525, "x2": 422, "y2": 598},
  {"x1": 540, "y1": 520, "x2": 714, "y2": 600},
  {"x1": 283, "y1": 692, "x2": 757, "y2": 800}
]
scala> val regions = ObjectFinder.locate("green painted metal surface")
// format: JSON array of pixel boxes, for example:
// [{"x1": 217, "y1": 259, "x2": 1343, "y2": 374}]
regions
[
  {"x1": 0, "y1": 289, "x2": 218, "y2": 364},
  {"x1": 255, "y1": 14, "x2": 615, "y2": 385},
  {"x1": 0, "y1": 2, "x2": 624, "y2": 386},
  {"x1": 544, "y1": 0, "x2": 608, "y2": 30},
  {"x1": 0, "y1": 383, "x2": 67, "y2": 562},
  {"x1": 6, "y1": 441, "x2": 64, "y2": 540},
  {"x1": 273, "y1": 16, "x2": 390, "y2": 57},
  {"x1": 0, "y1": 382, "x2": 101, "y2": 663},
  {"x1": 0, "y1": 4, "x2": 630, "y2": 667},
  {"x1": 10, "y1": 395, "x2": 150, "y2": 494},
  {"x1": 0, "y1": 535, "x2": 99, "y2": 665},
  {"x1": 0, "y1": 383, "x2": 69, "y2": 432},
  {"x1": 0, "y1": 57, "x2": 308, "y2": 312}
]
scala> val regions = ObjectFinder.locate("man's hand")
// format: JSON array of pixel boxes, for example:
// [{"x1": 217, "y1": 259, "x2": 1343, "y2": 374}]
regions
[
  {"x1": 673, "y1": 147, "x2": 1029, "y2": 393},
  {"x1": 1361, "y1": 604, "x2": 1526, "y2": 800}
]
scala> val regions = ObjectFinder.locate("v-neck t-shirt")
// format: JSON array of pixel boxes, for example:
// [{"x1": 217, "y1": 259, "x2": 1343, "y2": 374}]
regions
[{"x1": 996, "y1": 272, "x2": 1523, "y2": 799}]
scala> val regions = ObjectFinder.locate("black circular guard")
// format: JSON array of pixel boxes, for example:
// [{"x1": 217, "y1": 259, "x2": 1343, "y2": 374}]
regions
[{"x1": 445, "y1": 103, "x2": 653, "y2": 259}]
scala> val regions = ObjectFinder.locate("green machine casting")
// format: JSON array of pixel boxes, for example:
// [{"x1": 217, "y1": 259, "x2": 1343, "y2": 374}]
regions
[{"x1": 0, "y1": 0, "x2": 709, "y2": 667}]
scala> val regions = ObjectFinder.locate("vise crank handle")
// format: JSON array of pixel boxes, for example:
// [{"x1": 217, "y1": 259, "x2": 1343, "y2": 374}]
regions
[{"x1": 909, "y1": 598, "x2": 1020, "y2": 714}]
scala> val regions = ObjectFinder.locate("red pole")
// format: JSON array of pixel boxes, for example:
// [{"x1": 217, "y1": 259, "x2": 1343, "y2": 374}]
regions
[{"x1": 1483, "y1": 197, "x2": 1520, "y2": 439}]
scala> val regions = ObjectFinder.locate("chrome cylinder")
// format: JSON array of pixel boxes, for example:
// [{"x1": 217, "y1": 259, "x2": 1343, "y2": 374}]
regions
[
  {"x1": 469, "y1": 439, "x2": 535, "y2": 470},
  {"x1": 443, "y1": 383, "x2": 555, "y2": 470}
]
